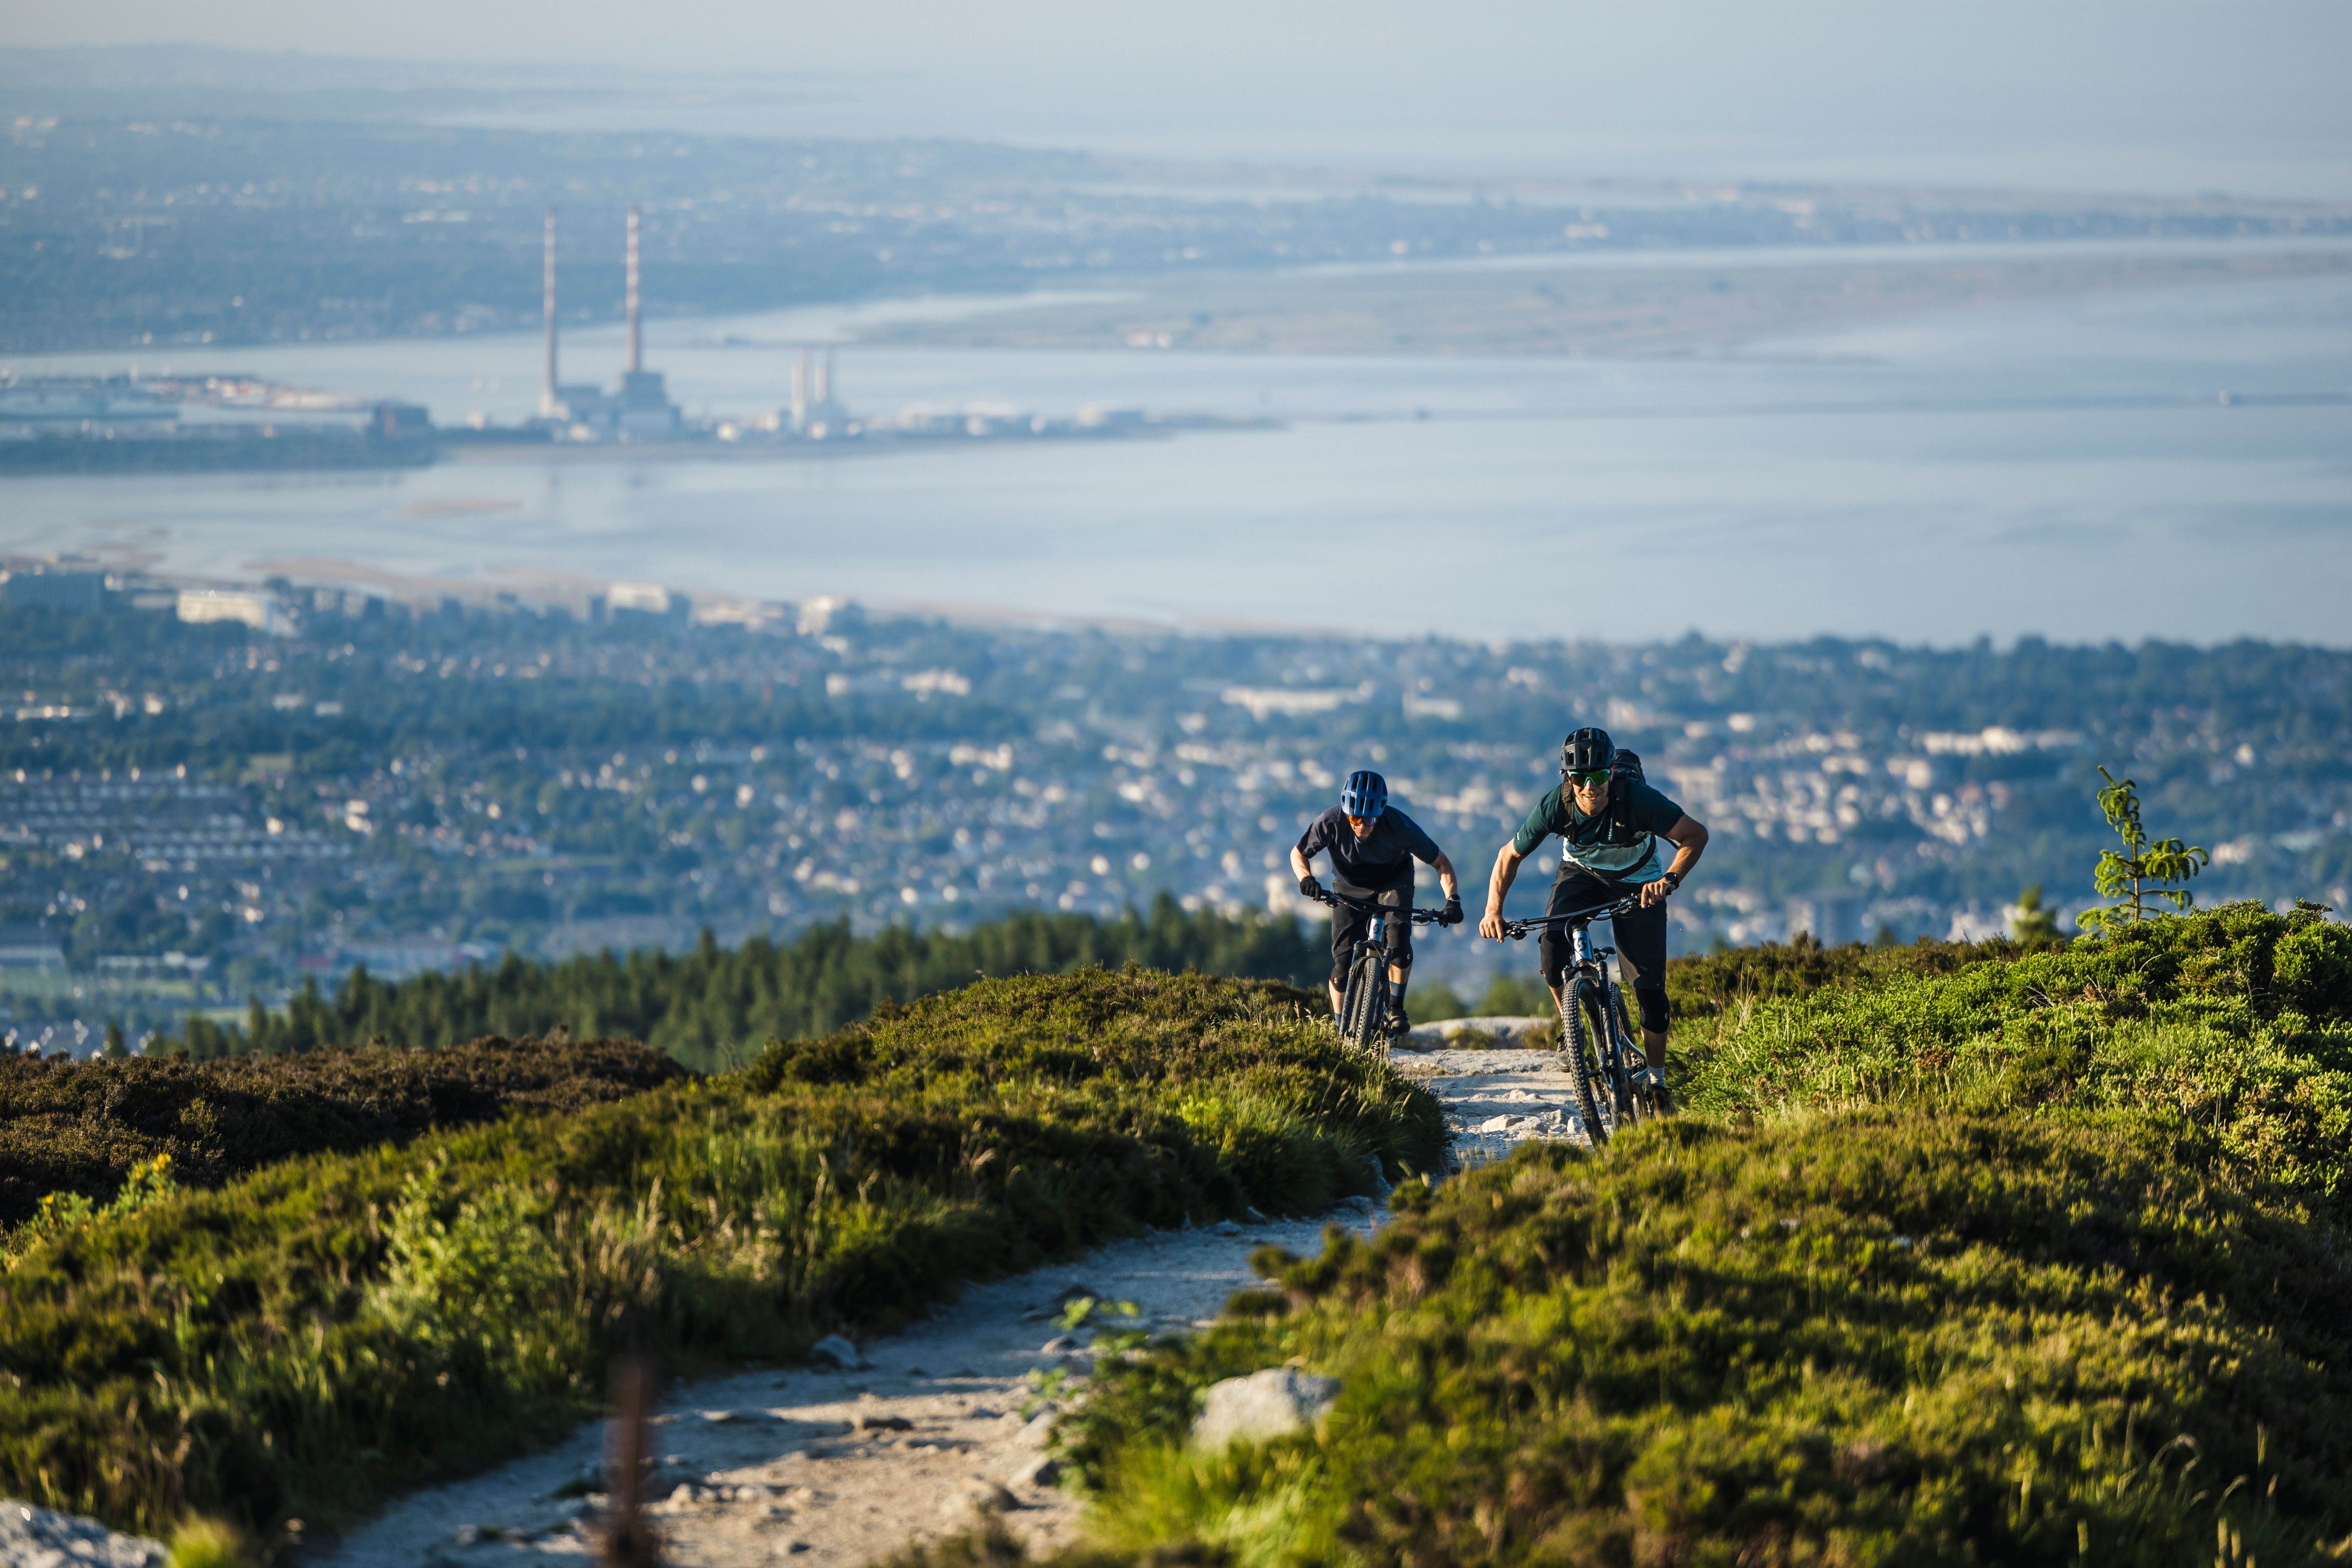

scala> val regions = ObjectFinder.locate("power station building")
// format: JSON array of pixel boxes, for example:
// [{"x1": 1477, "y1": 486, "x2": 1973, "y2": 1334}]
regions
[
  {"x1": 787, "y1": 347, "x2": 848, "y2": 436},
  {"x1": 539, "y1": 205, "x2": 679, "y2": 442}
]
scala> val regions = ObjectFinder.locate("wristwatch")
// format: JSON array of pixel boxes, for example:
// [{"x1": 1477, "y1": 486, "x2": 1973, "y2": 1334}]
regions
[{"x1": 1659, "y1": 871, "x2": 1682, "y2": 893}]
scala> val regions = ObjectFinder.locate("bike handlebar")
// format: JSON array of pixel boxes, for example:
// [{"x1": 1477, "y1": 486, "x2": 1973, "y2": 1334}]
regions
[
  {"x1": 1309, "y1": 890, "x2": 1454, "y2": 925},
  {"x1": 1493, "y1": 894, "x2": 1643, "y2": 940}
]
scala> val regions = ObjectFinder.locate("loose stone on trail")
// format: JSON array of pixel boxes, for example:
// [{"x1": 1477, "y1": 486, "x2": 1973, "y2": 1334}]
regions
[
  {"x1": 809, "y1": 1334, "x2": 867, "y2": 1370},
  {"x1": 1191, "y1": 1368, "x2": 1343, "y2": 1452}
]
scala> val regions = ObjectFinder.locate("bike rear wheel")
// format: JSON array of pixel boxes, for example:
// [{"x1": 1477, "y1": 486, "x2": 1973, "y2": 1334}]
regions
[
  {"x1": 1559, "y1": 974, "x2": 1610, "y2": 1146},
  {"x1": 1597, "y1": 981, "x2": 1650, "y2": 1126},
  {"x1": 1592, "y1": 981, "x2": 1639, "y2": 1127}
]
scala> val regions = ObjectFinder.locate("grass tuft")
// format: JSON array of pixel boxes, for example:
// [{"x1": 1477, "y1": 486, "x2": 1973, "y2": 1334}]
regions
[{"x1": 166, "y1": 1517, "x2": 253, "y2": 1568}]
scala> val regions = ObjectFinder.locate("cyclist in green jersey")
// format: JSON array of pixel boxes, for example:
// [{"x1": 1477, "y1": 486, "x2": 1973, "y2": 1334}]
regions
[{"x1": 1479, "y1": 727, "x2": 1709, "y2": 1068}]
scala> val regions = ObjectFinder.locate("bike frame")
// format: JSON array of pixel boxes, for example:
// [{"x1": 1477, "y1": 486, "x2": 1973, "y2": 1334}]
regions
[{"x1": 1318, "y1": 889, "x2": 1448, "y2": 1055}]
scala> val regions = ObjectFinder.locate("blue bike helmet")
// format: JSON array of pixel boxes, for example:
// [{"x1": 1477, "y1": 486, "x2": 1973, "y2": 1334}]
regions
[{"x1": 1340, "y1": 769, "x2": 1388, "y2": 819}]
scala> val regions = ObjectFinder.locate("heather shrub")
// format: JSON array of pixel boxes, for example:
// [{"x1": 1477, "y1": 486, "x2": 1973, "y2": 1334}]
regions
[
  {"x1": 0, "y1": 1033, "x2": 686, "y2": 1224},
  {"x1": 0, "y1": 967, "x2": 1440, "y2": 1537},
  {"x1": 987, "y1": 908, "x2": 2352, "y2": 1568},
  {"x1": 1674, "y1": 904, "x2": 2352, "y2": 1211},
  {"x1": 1051, "y1": 1114, "x2": 2352, "y2": 1566}
]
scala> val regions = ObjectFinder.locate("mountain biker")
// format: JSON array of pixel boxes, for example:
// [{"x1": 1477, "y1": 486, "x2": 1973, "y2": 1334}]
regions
[
  {"x1": 1477, "y1": 726, "x2": 1708, "y2": 1069},
  {"x1": 1290, "y1": 769, "x2": 1463, "y2": 1031}
]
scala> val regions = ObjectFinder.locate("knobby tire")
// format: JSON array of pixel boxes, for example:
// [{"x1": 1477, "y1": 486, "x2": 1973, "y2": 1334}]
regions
[
  {"x1": 1560, "y1": 974, "x2": 1609, "y2": 1146},
  {"x1": 1593, "y1": 981, "x2": 1639, "y2": 1127},
  {"x1": 1341, "y1": 948, "x2": 1385, "y2": 1053},
  {"x1": 1357, "y1": 950, "x2": 1390, "y2": 1053}
]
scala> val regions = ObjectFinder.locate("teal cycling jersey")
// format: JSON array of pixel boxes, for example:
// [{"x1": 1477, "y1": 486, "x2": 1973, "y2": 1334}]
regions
[{"x1": 1510, "y1": 778, "x2": 1685, "y2": 883}]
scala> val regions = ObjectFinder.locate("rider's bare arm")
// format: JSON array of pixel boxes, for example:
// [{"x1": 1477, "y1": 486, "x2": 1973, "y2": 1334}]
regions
[
  {"x1": 1478, "y1": 842, "x2": 1525, "y2": 940},
  {"x1": 1288, "y1": 843, "x2": 1316, "y2": 883},
  {"x1": 1428, "y1": 849, "x2": 1461, "y2": 903},
  {"x1": 1639, "y1": 814, "x2": 1710, "y2": 909}
]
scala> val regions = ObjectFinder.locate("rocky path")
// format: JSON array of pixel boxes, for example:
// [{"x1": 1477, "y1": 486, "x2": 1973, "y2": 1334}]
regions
[
  {"x1": 305, "y1": 1209, "x2": 1387, "y2": 1568},
  {"x1": 17, "y1": 1031, "x2": 1590, "y2": 1568},
  {"x1": 1397, "y1": 1042, "x2": 1601, "y2": 1166}
]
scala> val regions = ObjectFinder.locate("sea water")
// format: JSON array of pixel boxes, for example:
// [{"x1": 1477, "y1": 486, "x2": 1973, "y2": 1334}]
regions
[{"x1": 2, "y1": 268, "x2": 2346, "y2": 646}]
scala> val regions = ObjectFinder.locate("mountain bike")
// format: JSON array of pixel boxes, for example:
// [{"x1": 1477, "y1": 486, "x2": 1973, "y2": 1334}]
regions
[
  {"x1": 1495, "y1": 895, "x2": 1673, "y2": 1145},
  {"x1": 1312, "y1": 889, "x2": 1450, "y2": 1056}
]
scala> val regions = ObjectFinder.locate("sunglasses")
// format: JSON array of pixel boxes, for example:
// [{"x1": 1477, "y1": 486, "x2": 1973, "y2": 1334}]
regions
[{"x1": 1565, "y1": 769, "x2": 1611, "y2": 785}]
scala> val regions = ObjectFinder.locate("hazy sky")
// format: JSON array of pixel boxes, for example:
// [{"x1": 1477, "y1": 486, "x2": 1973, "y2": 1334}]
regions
[{"x1": 13, "y1": 1, "x2": 2352, "y2": 196}]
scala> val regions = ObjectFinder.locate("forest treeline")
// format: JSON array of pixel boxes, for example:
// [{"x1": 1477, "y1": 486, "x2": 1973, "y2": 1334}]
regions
[{"x1": 165, "y1": 897, "x2": 1321, "y2": 1070}]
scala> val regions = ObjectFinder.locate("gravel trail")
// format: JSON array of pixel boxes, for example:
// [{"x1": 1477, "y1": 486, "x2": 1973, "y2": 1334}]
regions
[{"x1": 302, "y1": 1211, "x2": 1385, "y2": 1568}]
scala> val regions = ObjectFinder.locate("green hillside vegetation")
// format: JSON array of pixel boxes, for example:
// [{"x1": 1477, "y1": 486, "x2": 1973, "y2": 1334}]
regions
[
  {"x1": 158, "y1": 898, "x2": 1319, "y2": 1069},
  {"x1": 0, "y1": 968, "x2": 1441, "y2": 1537},
  {"x1": 0, "y1": 1034, "x2": 686, "y2": 1226},
  {"x1": 1415, "y1": 931, "x2": 2029, "y2": 1034},
  {"x1": 967, "y1": 904, "x2": 2352, "y2": 1567},
  {"x1": 1659, "y1": 929, "x2": 2053, "y2": 1019},
  {"x1": 1676, "y1": 902, "x2": 2352, "y2": 1209}
]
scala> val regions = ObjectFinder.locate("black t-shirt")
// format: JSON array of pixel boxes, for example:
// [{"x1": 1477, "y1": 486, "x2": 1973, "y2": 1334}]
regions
[{"x1": 1296, "y1": 806, "x2": 1442, "y2": 891}]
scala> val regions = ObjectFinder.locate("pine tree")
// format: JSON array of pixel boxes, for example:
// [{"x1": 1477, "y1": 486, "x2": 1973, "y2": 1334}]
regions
[{"x1": 2010, "y1": 885, "x2": 2063, "y2": 947}]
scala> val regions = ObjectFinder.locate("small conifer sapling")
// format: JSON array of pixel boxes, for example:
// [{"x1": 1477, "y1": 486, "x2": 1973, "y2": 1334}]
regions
[{"x1": 2078, "y1": 766, "x2": 2208, "y2": 935}]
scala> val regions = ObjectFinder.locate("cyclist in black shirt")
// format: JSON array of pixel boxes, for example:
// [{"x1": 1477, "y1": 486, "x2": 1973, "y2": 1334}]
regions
[{"x1": 1291, "y1": 769, "x2": 1463, "y2": 1028}]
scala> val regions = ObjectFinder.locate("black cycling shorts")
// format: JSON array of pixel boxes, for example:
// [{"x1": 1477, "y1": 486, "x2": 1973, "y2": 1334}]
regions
[
  {"x1": 1329, "y1": 879, "x2": 1412, "y2": 987},
  {"x1": 1536, "y1": 867, "x2": 1668, "y2": 1031}
]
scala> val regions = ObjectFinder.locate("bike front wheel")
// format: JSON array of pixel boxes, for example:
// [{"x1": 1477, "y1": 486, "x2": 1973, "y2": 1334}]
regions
[
  {"x1": 1559, "y1": 974, "x2": 1609, "y2": 1146},
  {"x1": 1339, "y1": 948, "x2": 1386, "y2": 1052}
]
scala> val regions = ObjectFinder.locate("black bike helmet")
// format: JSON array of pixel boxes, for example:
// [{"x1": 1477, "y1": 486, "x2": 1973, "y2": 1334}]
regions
[
  {"x1": 1339, "y1": 769, "x2": 1388, "y2": 818},
  {"x1": 1560, "y1": 726, "x2": 1615, "y2": 777}
]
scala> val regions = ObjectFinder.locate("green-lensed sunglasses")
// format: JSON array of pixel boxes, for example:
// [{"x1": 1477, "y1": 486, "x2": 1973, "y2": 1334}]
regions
[{"x1": 1566, "y1": 768, "x2": 1611, "y2": 785}]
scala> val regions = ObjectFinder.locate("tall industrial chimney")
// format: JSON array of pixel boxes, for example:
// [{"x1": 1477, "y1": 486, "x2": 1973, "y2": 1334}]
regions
[
  {"x1": 814, "y1": 347, "x2": 833, "y2": 406},
  {"x1": 625, "y1": 205, "x2": 642, "y2": 375},
  {"x1": 541, "y1": 206, "x2": 558, "y2": 414},
  {"x1": 791, "y1": 351, "x2": 809, "y2": 426}
]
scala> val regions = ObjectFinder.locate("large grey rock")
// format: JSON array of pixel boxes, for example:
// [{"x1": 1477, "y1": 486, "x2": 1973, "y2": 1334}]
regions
[
  {"x1": 809, "y1": 1333, "x2": 868, "y2": 1370},
  {"x1": 0, "y1": 1500, "x2": 165, "y2": 1568},
  {"x1": 1191, "y1": 1368, "x2": 1341, "y2": 1452}
]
